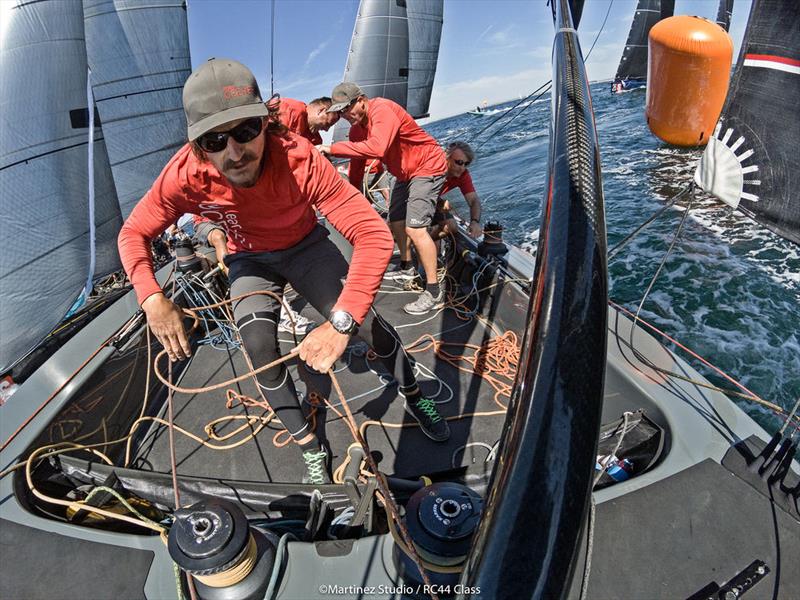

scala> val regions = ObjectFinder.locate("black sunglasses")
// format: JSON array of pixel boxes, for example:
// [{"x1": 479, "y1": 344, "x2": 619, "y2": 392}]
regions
[
  {"x1": 453, "y1": 159, "x2": 471, "y2": 167},
  {"x1": 197, "y1": 117, "x2": 263, "y2": 153},
  {"x1": 338, "y1": 98, "x2": 358, "y2": 114}
]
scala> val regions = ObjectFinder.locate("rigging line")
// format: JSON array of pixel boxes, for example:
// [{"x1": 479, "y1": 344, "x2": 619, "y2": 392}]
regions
[
  {"x1": 608, "y1": 184, "x2": 691, "y2": 260},
  {"x1": 779, "y1": 396, "x2": 800, "y2": 436},
  {"x1": 466, "y1": 81, "x2": 549, "y2": 145},
  {"x1": 583, "y1": 0, "x2": 614, "y2": 62},
  {"x1": 270, "y1": 0, "x2": 276, "y2": 96},
  {"x1": 474, "y1": 83, "x2": 551, "y2": 151},
  {"x1": 467, "y1": 0, "x2": 612, "y2": 148},
  {"x1": 629, "y1": 190, "x2": 694, "y2": 368}
]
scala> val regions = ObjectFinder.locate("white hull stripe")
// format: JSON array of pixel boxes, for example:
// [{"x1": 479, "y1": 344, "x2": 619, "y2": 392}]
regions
[{"x1": 743, "y1": 54, "x2": 800, "y2": 75}]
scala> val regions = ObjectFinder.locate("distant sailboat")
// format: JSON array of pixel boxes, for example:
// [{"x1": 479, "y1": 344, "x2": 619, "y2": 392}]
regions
[
  {"x1": 611, "y1": 0, "x2": 675, "y2": 93},
  {"x1": 716, "y1": 0, "x2": 735, "y2": 32},
  {"x1": 695, "y1": 0, "x2": 799, "y2": 245}
]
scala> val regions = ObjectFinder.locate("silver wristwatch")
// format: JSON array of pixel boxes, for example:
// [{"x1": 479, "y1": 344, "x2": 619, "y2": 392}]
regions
[{"x1": 329, "y1": 310, "x2": 357, "y2": 335}]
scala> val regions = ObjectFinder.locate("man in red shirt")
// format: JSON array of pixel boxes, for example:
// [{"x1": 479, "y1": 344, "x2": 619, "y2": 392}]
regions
[
  {"x1": 317, "y1": 82, "x2": 447, "y2": 316},
  {"x1": 118, "y1": 59, "x2": 450, "y2": 485},
  {"x1": 272, "y1": 96, "x2": 339, "y2": 146},
  {"x1": 431, "y1": 141, "x2": 483, "y2": 240}
]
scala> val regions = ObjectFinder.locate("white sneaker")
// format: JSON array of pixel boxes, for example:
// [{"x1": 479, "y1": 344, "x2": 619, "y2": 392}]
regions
[
  {"x1": 403, "y1": 289, "x2": 444, "y2": 315},
  {"x1": 278, "y1": 306, "x2": 316, "y2": 335}
]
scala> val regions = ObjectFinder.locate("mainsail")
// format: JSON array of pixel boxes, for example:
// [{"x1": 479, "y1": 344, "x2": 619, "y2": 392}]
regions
[
  {"x1": 613, "y1": 0, "x2": 674, "y2": 85},
  {"x1": 716, "y1": 0, "x2": 734, "y2": 32},
  {"x1": 333, "y1": 0, "x2": 410, "y2": 141},
  {"x1": 83, "y1": 0, "x2": 192, "y2": 219},
  {"x1": 405, "y1": 0, "x2": 444, "y2": 119},
  {"x1": 694, "y1": 0, "x2": 800, "y2": 245},
  {"x1": 0, "y1": 0, "x2": 123, "y2": 374}
]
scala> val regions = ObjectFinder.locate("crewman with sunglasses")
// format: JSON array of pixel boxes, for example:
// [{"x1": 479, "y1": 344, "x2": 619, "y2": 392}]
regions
[
  {"x1": 316, "y1": 82, "x2": 448, "y2": 316},
  {"x1": 118, "y1": 59, "x2": 450, "y2": 486},
  {"x1": 431, "y1": 141, "x2": 484, "y2": 240}
]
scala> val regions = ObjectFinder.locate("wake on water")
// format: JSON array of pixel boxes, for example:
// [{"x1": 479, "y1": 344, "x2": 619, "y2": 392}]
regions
[{"x1": 426, "y1": 81, "x2": 800, "y2": 431}]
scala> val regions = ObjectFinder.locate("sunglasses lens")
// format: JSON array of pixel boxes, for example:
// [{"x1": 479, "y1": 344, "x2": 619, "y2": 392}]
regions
[
  {"x1": 198, "y1": 133, "x2": 228, "y2": 153},
  {"x1": 454, "y1": 159, "x2": 471, "y2": 167},
  {"x1": 229, "y1": 118, "x2": 263, "y2": 144},
  {"x1": 197, "y1": 118, "x2": 263, "y2": 153}
]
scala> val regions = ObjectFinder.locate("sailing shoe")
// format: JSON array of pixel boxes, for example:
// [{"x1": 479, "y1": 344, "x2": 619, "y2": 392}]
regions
[
  {"x1": 302, "y1": 448, "x2": 331, "y2": 485},
  {"x1": 405, "y1": 397, "x2": 450, "y2": 442},
  {"x1": 384, "y1": 263, "x2": 417, "y2": 282},
  {"x1": 278, "y1": 306, "x2": 316, "y2": 335},
  {"x1": 403, "y1": 289, "x2": 444, "y2": 315}
]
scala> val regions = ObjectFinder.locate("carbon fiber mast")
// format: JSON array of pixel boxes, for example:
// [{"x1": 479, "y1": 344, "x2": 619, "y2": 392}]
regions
[{"x1": 459, "y1": 0, "x2": 608, "y2": 597}]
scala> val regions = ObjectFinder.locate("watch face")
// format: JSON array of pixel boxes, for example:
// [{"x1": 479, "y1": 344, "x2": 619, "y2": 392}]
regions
[{"x1": 330, "y1": 310, "x2": 354, "y2": 333}]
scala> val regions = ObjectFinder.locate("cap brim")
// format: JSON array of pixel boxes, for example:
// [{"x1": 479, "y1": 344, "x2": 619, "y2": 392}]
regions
[
  {"x1": 326, "y1": 102, "x2": 349, "y2": 113},
  {"x1": 187, "y1": 103, "x2": 270, "y2": 141}
]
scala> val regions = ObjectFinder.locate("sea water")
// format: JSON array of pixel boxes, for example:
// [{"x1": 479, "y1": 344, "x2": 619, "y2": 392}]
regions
[{"x1": 424, "y1": 82, "x2": 800, "y2": 432}]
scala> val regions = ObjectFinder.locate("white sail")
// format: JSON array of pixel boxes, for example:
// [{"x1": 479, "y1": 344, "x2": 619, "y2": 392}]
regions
[
  {"x1": 406, "y1": 0, "x2": 444, "y2": 119},
  {"x1": 83, "y1": 0, "x2": 192, "y2": 219},
  {"x1": 0, "y1": 0, "x2": 123, "y2": 374}
]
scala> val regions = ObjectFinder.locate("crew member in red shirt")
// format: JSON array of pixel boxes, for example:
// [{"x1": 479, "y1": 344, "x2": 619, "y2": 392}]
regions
[
  {"x1": 270, "y1": 96, "x2": 339, "y2": 145},
  {"x1": 317, "y1": 82, "x2": 447, "y2": 316},
  {"x1": 118, "y1": 59, "x2": 450, "y2": 485},
  {"x1": 431, "y1": 141, "x2": 483, "y2": 240}
]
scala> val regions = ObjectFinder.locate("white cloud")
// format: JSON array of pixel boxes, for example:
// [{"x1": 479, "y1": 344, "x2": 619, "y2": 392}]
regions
[{"x1": 304, "y1": 38, "x2": 331, "y2": 68}]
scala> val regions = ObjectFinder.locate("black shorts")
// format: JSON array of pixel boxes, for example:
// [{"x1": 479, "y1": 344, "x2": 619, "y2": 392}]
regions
[{"x1": 388, "y1": 174, "x2": 445, "y2": 228}]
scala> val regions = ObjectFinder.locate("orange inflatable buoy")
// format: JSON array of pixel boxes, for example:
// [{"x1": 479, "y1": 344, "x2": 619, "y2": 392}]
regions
[{"x1": 646, "y1": 16, "x2": 733, "y2": 147}]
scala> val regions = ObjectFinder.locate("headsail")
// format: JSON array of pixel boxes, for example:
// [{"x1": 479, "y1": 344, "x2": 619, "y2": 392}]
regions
[
  {"x1": 405, "y1": 0, "x2": 444, "y2": 119},
  {"x1": 716, "y1": 0, "x2": 734, "y2": 32},
  {"x1": 82, "y1": 0, "x2": 192, "y2": 219},
  {"x1": 0, "y1": 0, "x2": 123, "y2": 374},
  {"x1": 333, "y1": 0, "x2": 410, "y2": 142},
  {"x1": 694, "y1": 0, "x2": 800, "y2": 245},
  {"x1": 613, "y1": 0, "x2": 674, "y2": 89}
]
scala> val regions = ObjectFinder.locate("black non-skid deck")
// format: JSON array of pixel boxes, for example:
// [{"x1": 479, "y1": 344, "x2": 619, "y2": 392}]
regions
[{"x1": 133, "y1": 275, "x2": 512, "y2": 484}]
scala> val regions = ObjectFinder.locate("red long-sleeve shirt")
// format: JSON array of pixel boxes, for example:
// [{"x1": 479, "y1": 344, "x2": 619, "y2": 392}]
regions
[
  {"x1": 278, "y1": 98, "x2": 322, "y2": 146},
  {"x1": 441, "y1": 170, "x2": 476, "y2": 197},
  {"x1": 330, "y1": 97, "x2": 447, "y2": 188},
  {"x1": 118, "y1": 133, "x2": 393, "y2": 323}
]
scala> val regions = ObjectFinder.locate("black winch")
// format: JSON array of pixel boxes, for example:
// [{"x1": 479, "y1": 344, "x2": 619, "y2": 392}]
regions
[
  {"x1": 393, "y1": 482, "x2": 483, "y2": 591},
  {"x1": 168, "y1": 498, "x2": 279, "y2": 600},
  {"x1": 477, "y1": 220, "x2": 508, "y2": 258}
]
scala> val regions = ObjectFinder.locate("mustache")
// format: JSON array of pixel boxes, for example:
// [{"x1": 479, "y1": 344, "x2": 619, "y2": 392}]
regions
[{"x1": 222, "y1": 152, "x2": 257, "y2": 170}]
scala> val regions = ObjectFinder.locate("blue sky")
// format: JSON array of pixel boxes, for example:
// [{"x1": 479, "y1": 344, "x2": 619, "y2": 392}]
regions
[{"x1": 188, "y1": 0, "x2": 752, "y2": 123}]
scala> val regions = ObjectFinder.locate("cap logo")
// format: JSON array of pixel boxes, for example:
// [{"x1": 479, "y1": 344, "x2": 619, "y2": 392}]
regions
[{"x1": 223, "y1": 85, "x2": 255, "y2": 99}]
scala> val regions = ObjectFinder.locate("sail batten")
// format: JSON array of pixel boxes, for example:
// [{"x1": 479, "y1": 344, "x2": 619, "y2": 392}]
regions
[{"x1": 716, "y1": 0, "x2": 734, "y2": 32}]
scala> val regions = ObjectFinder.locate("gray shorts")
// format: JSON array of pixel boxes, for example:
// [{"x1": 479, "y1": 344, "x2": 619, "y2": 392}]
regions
[
  {"x1": 388, "y1": 173, "x2": 445, "y2": 228},
  {"x1": 194, "y1": 220, "x2": 224, "y2": 247}
]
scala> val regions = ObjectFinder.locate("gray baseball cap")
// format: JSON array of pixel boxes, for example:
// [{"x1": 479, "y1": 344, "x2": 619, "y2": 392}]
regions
[
  {"x1": 183, "y1": 58, "x2": 270, "y2": 141},
  {"x1": 327, "y1": 82, "x2": 365, "y2": 113}
]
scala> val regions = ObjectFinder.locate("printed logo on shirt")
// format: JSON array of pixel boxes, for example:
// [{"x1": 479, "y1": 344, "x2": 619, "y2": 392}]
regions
[
  {"x1": 223, "y1": 85, "x2": 255, "y2": 99},
  {"x1": 198, "y1": 202, "x2": 252, "y2": 249}
]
